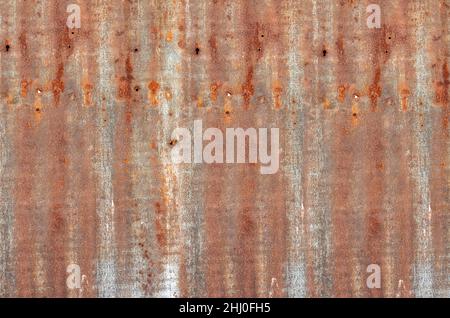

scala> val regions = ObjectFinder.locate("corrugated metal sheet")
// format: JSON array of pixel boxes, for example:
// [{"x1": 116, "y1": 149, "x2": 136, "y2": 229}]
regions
[{"x1": 0, "y1": 0, "x2": 448, "y2": 297}]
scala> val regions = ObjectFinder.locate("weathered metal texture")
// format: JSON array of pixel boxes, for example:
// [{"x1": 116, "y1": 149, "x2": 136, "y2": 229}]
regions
[{"x1": 0, "y1": 0, "x2": 448, "y2": 298}]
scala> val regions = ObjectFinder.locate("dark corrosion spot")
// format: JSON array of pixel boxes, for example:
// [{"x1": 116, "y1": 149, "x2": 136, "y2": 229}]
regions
[
  {"x1": 68, "y1": 45, "x2": 71, "y2": 48},
  {"x1": 261, "y1": 34, "x2": 264, "y2": 38},
  {"x1": 352, "y1": 112, "x2": 357, "y2": 117},
  {"x1": 5, "y1": 44, "x2": 10, "y2": 52},
  {"x1": 385, "y1": 50, "x2": 389, "y2": 54},
  {"x1": 134, "y1": 48, "x2": 139, "y2": 52},
  {"x1": 35, "y1": 107, "x2": 41, "y2": 113},
  {"x1": 225, "y1": 110, "x2": 230, "y2": 115},
  {"x1": 169, "y1": 139, "x2": 177, "y2": 146},
  {"x1": 195, "y1": 47, "x2": 200, "y2": 55},
  {"x1": 134, "y1": 86, "x2": 140, "y2": 92},
  {"x1": 322, "y1": 49, "x2": 327, "y2": 57}
]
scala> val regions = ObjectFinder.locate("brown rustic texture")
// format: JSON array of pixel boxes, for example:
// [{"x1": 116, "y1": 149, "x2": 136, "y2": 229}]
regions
[{"x1": 0, "y1": 0, "x2": 448, "y2": 297}]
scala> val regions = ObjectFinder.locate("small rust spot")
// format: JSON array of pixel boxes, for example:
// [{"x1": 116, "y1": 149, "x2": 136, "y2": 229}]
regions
[
  {"x1": 148, "y1": 80, "x2": 160, "y2": 106},
  {"x1": 196, "y1": 95, "x2": 204, "y2": 108},
  {"x1": 224, "y1": 102, "x2": 233, "y2": 123},
  {"x1": 20, "y1": 79, "x2": 30, "y2": 97},
  {"x1": 177, "y1": 40, "x2": 185, "y2": 49},
  {"x1": 337, "y1": 85, "x2": 347, "y2": 103},
  {"x1": 210, "y1": 82, "x2": 221, "y2": 102},
  {"x1": 323, "y1": 98, "x2": 331, "y2": 110},
  {"x1": 165, "y1": 89, "x2": 172, "y2": 101},
  {"x1": 376, "y1": 162, "x2": 384, "y2": 171},
  {"x1": 351, "y1": 103, "x2": 359, "y2": 126},
  {"x1": 166, "y1": 31, "x2": 173, "y2": 42}
]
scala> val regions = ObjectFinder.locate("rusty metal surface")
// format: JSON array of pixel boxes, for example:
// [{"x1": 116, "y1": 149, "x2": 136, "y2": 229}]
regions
[{"x1": 0, "y1": 0, "x2": 448, "y2": 297}]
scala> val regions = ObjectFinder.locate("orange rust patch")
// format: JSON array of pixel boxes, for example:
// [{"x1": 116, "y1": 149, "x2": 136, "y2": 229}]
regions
[
  {"x1": 149, "y1": 140, "x2": 157, "y2": 150},
  {"x1": 241, "y1": 68, "x2": 254, "y2": 109},
  {"x1": 164, "y1": 88, "x2": 172, "y2": 101},
  {"x1": 368, "y1": 68, "x2": 382, "y2": 112},
  {"x1": 166, "y1": 31, "x2": 173, "y2": 42},
  {"x1": 399, "y1": 84, "x2": 410, "y2": 112},
  {"x1": 20, "y1": 79, "x2": 30, "y2": 97},
  {"x1": 210, "y1": 82, "x2": 221, "y2": 102},
  {"x1": 83, "y1": 82, "x2": 93, "y2": 106},
  {"x1": 118, "y1": 56, "x2": 134, "y2": 99},
  {"x1": 6, "y1": 93, "x2": 14, "y2": 107},
  {"x1": 196, "y1": 95, "x2": 204, "y2": 108},
  {"x1": 272, "y1": 81, "x2": 283, "y2": 109},
  {"x1": 436, "y1": 83, "x2": 448, "y2": 106},
  {"x1": 435, "y1": 62, "x2": 449, "y2": 130},
  {"x1": 52, "y1": 64, "x2": 65, "y2": 105},
  {"x1": 376, "y1": 161, "x2": 384, "y2": 171},
  {"x1": 118, "y1": 76, "x2": 131, "y2": 99},
  {"x1": 323, "y1": 97, "x2": 331, "y2": 110},
  {"x1": 148, "y1": 80, "x2": 160, "y2": 106},
  {"x1": 337, "y1": 84, "x2": 347, "y2": 103},
  {"x1": 336, "y1": 35, "x2": 344, "y2": 56}
]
